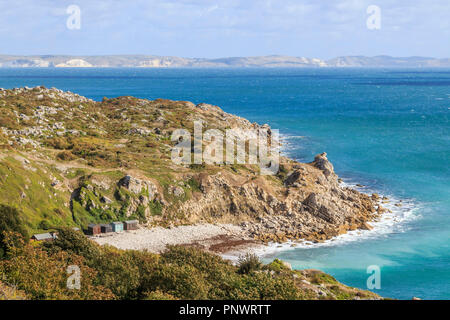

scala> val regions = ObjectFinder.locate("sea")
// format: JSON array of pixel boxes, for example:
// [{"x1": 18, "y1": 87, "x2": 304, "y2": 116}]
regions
[{"x1": 0, "y1": 67, "x2": 448, "y2": 300}]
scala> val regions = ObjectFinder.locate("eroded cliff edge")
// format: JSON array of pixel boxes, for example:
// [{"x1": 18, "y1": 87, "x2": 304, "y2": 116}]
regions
[{"x1": 0, "y1": 86, "x2": 388, "y2": 243}]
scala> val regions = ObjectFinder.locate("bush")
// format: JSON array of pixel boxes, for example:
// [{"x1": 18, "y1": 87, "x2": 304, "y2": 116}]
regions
[
  {"x1": 1, "y1": 230, "x2": 339, "y2": 300},
  {"x1": 0, "y1": 205, "x2": 28, "y2": 258},
  {"x1": 265, "y1": 259, "x2": 291, "y2": 272},
  {"x1": 38, "y1": 220, "x2": 51, "y2": 230},
  {"x1": 144, "y1": 290, "x2": 177, "y2": 300},
  {"x1": 162, "y1": 245, "x2": 233, "y2": 273},
  {"x1": 93, "y1": 246, "x2": 141, "y2": 299},
  {"x1": 0, "y1": 232, "x2": 114, "y2": 300},
  {"x1": 45, "y1": 137, "x2": 70, "y2": 150},
  {"x1": 44, "y1": 227, "x2": 101, "y2": 263},
  {"x1": 237, "y1": 253, "x2": 262, "y2": 275},
  {"x1": 239, "y1": 272, "x2": 300, "y2": 300},
  {"x1": 142, "y1": 263, "x2": 210, "y2": 299},
  {"x1": 46, "y1": 228, "x2": 143, "y2": 299},
  {"x1": 57, "y1": 151, "x2": 77, "y2": 161}
]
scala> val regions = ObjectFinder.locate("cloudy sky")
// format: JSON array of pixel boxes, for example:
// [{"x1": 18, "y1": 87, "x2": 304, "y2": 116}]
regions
[{"x1": 0, "y1": 0, "x2": 448, "y2": 59}]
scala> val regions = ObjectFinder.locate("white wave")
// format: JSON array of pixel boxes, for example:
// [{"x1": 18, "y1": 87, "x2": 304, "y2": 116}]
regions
[
  {"x1": 285, "y1": 179, "x2": 422, "y2": 250},
  {"x1": 224, "y1": 178, "x2": 421, "y2": 264},
  {"x1": 281, "y1": 135, "x2": 306, "y2": 139}
]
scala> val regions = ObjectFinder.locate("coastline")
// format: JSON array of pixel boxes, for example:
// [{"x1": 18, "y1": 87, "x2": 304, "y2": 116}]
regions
[
  {"x1": 93, "y1": 121, "x2": 418, "y2": 262},
  {"x1": 93, "y1": 182, "x2": 418, "y2": 263},
  {"x1": 0, "y1": 86, "x2": 390, "y2": 255},
  {"x1": 0, "y1": 86, "x2": 419, "y2": 297},
  {"x1": 93, "y1": 131, "x2": 419, "y2": 263}
]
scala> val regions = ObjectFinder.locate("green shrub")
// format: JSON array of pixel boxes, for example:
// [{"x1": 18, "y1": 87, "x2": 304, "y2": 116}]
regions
[
  {"x1": 93, "y1": 246, "x2": 141, "y2": 299},
  {"x1": 186, "y1": 177, "x2": 201, "y2": 192},
  {"x1": 1, "y1": 230, "x2": 368, "y2": 300},
  {"x1": 265, "y1": 259, "x2": 291, "y2": 272},
  {"x1": 0, "y1": 232, "x2": 114, "y2": 300},
  {"x1": 45, "y1": 137, "x2": 70, "y2": 150},
  {"x1": 237, "y1": 253, "x2": 262, "y2": 275},
  {"x1": 149, "y1": 200, "x2": 163, "y2": 216},
  {"x1": 144, "y1": 290, "x2": 177, "y2": 300},
  {"x1": 57, "y1": 151, "x2": 77, "y2": 161},
  {"x1": 44, "y1": 227, "x2": 101, "y2": 264},
  {"x1": 142, "y1": 263, "x2": 210, "y2": 299},
  {"x1": 38, "y1": 220, "x2": 51, "y2": 230},
  {"x1": 0, "y1": 205, "x2": 28, "y2": 258}
]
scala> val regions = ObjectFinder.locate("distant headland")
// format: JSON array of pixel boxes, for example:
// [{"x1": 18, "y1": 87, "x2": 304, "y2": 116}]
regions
[{"x1": 0, "y1": 54, "x2": 449, "y2": 68}]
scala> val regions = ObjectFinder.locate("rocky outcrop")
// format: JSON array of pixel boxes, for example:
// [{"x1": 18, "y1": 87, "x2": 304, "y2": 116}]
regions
[
  {"x1": 118, "y1": 175, "x2": 158, "y2": 200},
  {"x1": 311, "y1": 152, "x2": 336, "y2": 180},
  {"x1": 177, "y1": 153, "x2": 378, "y2": 243}
]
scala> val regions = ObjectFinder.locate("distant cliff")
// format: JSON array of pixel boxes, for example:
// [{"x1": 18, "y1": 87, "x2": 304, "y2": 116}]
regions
[{"x1": 0, "y1": 54, "x2": 449, "y2": 68}]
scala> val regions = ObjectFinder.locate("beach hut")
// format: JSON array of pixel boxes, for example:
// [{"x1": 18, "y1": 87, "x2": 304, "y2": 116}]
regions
[
  {"x1": 123, "y1": 220, "x2": 138, "y2": 230},
  {"x1": 100, "y1": 224, "x2": 113, "y2": 233},
  {"x1": 31, "y1": 233, "x2": 54, "y2": 241},
  {"x1": 88, "y1": 223, "x2": 101, "y2": 235},
  {"x1": 111, "y1": 221, "x2": 124, "y2": 232}
]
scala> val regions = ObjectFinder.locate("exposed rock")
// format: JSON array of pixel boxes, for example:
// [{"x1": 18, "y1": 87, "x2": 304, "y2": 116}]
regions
[
  {"x1": 169, "y1": 186, "x2": 185, "y2": 197},
  {"x1": 118, "y1": 175, "x2": 158, "y2": 200},
  {"x1": 284, "y1": 170, "x2": 303, "y2": 186},
  {"x1": 281, "y1": 261, "x2": 292, "y2": 270},
  {"x1": 311, "y1": 153, "x2": 335, "y2": 180},
  {"x1": 101, "y1": 196, "x2": 112, "y2": 204},
  {"x1": 178, "y1": 154, "x2": 378, "y2": 243},
  {"x1": 127, "y1": 127, "x2": 152, "y2": 136}
]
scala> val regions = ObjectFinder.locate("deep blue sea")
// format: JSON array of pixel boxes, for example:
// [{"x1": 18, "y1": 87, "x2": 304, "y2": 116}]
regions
[{"x1": 0, "y1": 68, "x2": 448, "y2": 299}]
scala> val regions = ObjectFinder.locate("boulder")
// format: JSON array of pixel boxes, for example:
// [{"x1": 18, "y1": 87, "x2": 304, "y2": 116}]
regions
[
  {"x1": 101, "y1": 196, "x2": 112, "y2": 204},
  {"x1": 284, "y1": 170, "x2": 302, "y2": 186},
  {"x1": 118, "y1": 175, "x2": 157, "y2": 200},
  {"x1": 311, "y1": 153, "x2": 335, "y2": 179},
  {"x1": 170, "y1": 186, "x2": 185, "y2": 197}
]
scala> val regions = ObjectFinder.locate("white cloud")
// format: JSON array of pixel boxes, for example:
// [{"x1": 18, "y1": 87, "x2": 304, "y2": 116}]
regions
[{"x1": 0, "y1": 0, "x2": 448, "y2": 58}]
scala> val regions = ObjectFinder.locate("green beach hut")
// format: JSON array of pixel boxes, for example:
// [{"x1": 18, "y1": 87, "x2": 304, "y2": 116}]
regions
[{"x1": 111, "y1": 221, "x2": 124, "y2": 232}]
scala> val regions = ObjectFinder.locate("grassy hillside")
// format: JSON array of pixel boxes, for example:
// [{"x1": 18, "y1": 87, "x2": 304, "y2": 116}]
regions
[{"x1": 0, "y1": 86, "x2": 256, "y2": 234}]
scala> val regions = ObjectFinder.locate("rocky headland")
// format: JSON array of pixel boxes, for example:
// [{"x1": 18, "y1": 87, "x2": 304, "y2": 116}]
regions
[{"x1": 0, "y1": 86, "x2": 391, "y2": 248}]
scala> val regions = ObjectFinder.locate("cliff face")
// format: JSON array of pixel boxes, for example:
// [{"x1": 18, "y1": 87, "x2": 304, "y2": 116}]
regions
[{"x1": 0, "y1": 87, "x2": 385, "y2": 242}]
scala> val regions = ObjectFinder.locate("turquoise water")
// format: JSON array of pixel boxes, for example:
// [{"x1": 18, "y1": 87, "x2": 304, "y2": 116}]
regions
[{"x1": 0, "y1": 68, "x2": 448, "y2": 299}]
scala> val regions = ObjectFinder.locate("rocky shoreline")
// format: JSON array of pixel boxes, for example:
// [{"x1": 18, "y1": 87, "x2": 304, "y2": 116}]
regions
[{"x1": 177, "y1": 152, "x2": 389, "y2": 244}]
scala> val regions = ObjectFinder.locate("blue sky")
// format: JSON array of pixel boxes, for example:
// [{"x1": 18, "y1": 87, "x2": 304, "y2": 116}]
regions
[{"x1": 0, "y1": 0, "x2": 448, "y2": 59}]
